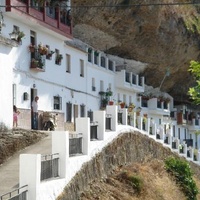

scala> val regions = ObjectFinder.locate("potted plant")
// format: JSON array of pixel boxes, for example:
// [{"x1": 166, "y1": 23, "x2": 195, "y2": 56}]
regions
[
  {"x1": 10, "y1": 30, "x2": 25, "y2": 42},
  {"x1": 38, "y1": 43, "x2": 48, "y2": 55},
  {"x1": 30, "y1": 58, "x2": 39, "y2": 68},
  {"x1": 56, "y1": 54, "x2": 63, "y2": 65},
  {"x1": 46, "y1": 50, "x2": 54, "y2": 59},
  {"x1": 17, "y1": 31, "x2": 25, "y2": 42},
  {"x1": 28, "y1": 44, "x2": 36, "y2": 52}
]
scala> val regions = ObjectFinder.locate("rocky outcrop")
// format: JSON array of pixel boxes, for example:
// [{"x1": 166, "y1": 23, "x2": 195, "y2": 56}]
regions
[{"x1": 72, "y1": 0, "x2": 200, "y2": 102}]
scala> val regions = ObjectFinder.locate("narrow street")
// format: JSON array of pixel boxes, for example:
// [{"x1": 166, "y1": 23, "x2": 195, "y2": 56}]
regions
[{"x1": 0, "y1": 132, "x2": 51, "y2": 196}]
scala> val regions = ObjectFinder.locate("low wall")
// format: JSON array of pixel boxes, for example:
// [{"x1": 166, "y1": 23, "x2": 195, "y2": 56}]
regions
[{"x1": 57, "y1": 131, "x2": 178, "y2": 200}]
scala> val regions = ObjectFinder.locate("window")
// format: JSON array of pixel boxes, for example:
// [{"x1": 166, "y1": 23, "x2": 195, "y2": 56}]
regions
[
  {"x1": 80, "y1": 59, "x2": 84, "y2": 77},
  {"x1": 125, "y1": 72, "x2": 130, "y2": 83},
  {"x1": 141, "y1": 99, "x2": 148, "y2": 107},
  {"x1": 66, "y1": 54, "x2": 71, "y2": 73},
  {"x1": 55, "y1": 49, "x2": 63, "y2": 65},
  {"x1": 100, "y1": 80, "x2": 104, "y2": 91},
  {"x1": 88, "y1": 48, "x2": 92, "y2": 62},
  {"x1": 108, "y1": 60, "x2": 113, "y2": 71},
  {"x1": 88, "y1": 110, "x2": 93, "y2": 122},
  {"x1": 31, "y1": 0, "x2": 43, "y2": 12},
  {"x1": 66, "y1": 102, "x2": 72, "y2": 122},
  {"x1": 101, "y1": 56, "x2": 106, "y2": 68},
  {"x1": 173, "y1": 125, "x2": 175, "y2": 137},
  {"x1": 157, "y1": 100, "x2": 162, "y2": 108},
  {"x1": 60, "y1": 8, "x2": 71, "y2": 26},
  {"x1": 80, "y1": 104, "x2": 85, "y2": 117},
  {"x1": 54, "y1": 96, "x2": 62, "y2": 110},
  {"x1": 132, "y1": 74, "x2": 136, "y2": 84},
  {"x1": 94, "y1": 51, "x2": 99, "y2": 65},
  {"x1": 92, "y1": 78, "x2": 96, "y2": 91}
]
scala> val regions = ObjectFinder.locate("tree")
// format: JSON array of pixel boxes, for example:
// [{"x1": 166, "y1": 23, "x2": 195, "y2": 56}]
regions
[{"x1": 188, "y1": 60, "x2": 200, "y2": 105}]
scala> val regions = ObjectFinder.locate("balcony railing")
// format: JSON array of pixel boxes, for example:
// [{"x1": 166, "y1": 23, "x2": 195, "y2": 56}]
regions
[
  {"x1": 41, "y1": 153, "x2": 59, "y2": 181},
  {"x1": 0, "y1": 185, "x2": 28, "y2": 200},
  {"x1": 6, "y1": 0, "x2": 72, "y2": 36}
]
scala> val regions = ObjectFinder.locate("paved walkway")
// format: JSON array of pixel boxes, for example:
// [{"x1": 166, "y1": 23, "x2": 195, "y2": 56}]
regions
[{"x1": 0, "y1": 132, "x2": 52, "y2": 196}]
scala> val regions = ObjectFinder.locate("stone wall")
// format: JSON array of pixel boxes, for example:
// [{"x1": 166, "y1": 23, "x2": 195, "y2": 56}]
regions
[{"x1": 57, "y1": 131, "x2": 178, "y2": 200}]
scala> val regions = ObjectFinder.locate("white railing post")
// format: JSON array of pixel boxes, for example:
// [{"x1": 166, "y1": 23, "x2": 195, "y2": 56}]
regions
[
  {"x1": 19, "y1": 154, "x2": 41, "y2": 200},
  {"x1": 76, "y1": 117, "x2": 90, "y2": 155},
  {"x1": 122, "y1": 108, "x2": 127, "y2": 125},
  {"x1": 94, "y1": 110, "x2": 105, "y2": 140},
  {"x1": 106, "y1": 105, "x2": 118, "y2": 131},
  {"x1": 52, "y1": 131, "x2": 69, "y2": 179}
]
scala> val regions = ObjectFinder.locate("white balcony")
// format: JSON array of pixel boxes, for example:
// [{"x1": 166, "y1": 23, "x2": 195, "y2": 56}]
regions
[{"x1": 115, "y1": 70, "x2": 144, "y2": 92}]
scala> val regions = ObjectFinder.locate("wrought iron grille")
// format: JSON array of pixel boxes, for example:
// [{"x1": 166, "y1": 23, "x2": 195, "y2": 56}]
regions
[
  {"x1": 69, "y1": 133, "x2": 83, "y2": 156},
  {"x1": 41, "y1": 153, "x2": 59, "y2": 181},
  {"x1": 118, "y1": 112, "x2": 123, "y2": 124},
  {"x1": 0, "y1": 185, "x2": 28, "y2": 200}
]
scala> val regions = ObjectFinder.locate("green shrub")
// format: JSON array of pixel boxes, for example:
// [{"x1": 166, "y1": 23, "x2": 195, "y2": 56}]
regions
[
  {"x1": 128, "y1": 175, "x2": 143, "y2": 194},
  {"x1": 165, "y1": 156, "x2": 199, "y2": 200},
  {"x1": 120, "y1": 171, "x2": 143, "y2": 194}
]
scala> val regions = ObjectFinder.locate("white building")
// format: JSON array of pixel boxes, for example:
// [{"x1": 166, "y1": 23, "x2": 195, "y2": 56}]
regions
[{"x1": 0, "y1": 0, "x2": 200, "y2": 150}]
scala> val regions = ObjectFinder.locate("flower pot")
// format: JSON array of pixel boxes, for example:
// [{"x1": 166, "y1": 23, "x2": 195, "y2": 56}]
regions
[
  {"x1": 46, "y1": 54, "x2": 52, "y2": 60},
  {"x1": 30, "y1": 61, "x2": 39, "y2": 68},
  {"x1": 120, "y1": 103, "x2": 125, "y2": 108},
  {"x1": 109, "y1": 101, "x2": 114, "y2": 105},
  {"x1": 29, "y1": 47, "x2": 35, "y2": 53}
]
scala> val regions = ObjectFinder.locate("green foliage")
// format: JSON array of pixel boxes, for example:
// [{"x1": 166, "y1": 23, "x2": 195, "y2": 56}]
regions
[
  {"x1": 188, "y1": 60, "x2": 200, "y2": 105},
  {"x1": 128, "y1": 175, "x2": 143, "y2": 194},
  {"x1": 165, "y1": 156, "x2": 199, "y2": 200},
  {"x1": 120, "y1": 171, "x2": 143, "y2": 194}
]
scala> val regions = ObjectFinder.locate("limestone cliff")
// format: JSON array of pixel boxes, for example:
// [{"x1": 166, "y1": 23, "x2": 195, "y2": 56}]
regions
[{"x1": 71, "y1": 0, "x2": 200, "y2": 103}]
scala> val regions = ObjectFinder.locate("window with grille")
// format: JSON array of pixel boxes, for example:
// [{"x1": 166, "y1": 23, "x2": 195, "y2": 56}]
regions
[
  {"x1": 101, "y1": 56, "x2": 106, "y2": 68},
  {"x1": 80, "y1": 59, "x2": 84, "y2": 77},
  {"x1": 88, "y1": 110, "x2": 93, "y2": 122},
  {"x1": 66, "y1": 54, "x2": 71, "y2": 73},
  {"x1": 54, "y1": 96, "x2": 62, "y2": 110},
  {"x1": 108, "y1": 60, "x2": 113, "y2": 71},
  {"x1": 80, "y1": 104, "x2": 85, "y2": 117},
  {"x1": 88, "y1": 48, "x2": 92, "y2": 62},
  {"x1": 92, "y1": 78, "x2": 96, "y2": 91},
  {"x1": 66, "y1": 102, "x2": 72, "y2": 122}
]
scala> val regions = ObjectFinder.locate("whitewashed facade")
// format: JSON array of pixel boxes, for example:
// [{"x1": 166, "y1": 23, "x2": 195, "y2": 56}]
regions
[{"x1": 0, "y1": 0, "x2": 200, "y2": 150}]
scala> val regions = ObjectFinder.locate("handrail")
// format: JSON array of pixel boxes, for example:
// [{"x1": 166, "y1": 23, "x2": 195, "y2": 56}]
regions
[{"x1": 0, "y1": 185, "x2": 28, "y2": 200}]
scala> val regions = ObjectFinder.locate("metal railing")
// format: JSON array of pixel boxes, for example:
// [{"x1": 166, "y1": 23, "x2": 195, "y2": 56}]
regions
[
  {"x1": 0, "y1": 185, "x2": 28, "y2": 200},
  {"x1": 69, "y1": 133, "x2": 83, "y2": 156},
  {"x1": 41, "y1": 153, "x2": 59, "y2": 181}
]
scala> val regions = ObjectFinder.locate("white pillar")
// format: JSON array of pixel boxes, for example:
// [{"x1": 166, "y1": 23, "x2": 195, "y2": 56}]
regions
[
  {"x1": 106, "y1": 105, "x2": 118, "y2": 131},
  {"x1": 76, "y1": 117, "x2": 90, "y2": 155},
  {"x1": 122, "y1": 108, "x2": 127, "y2": 125},
  {"x1": 20, "y1": 154, "x2": 41, "y2": 200},
  {"x1": 52, "y1": 131, "x2": 69, "y2": 179},
  {"x1": 94, "y1": 110, "x2": 105, "y2": 140}
]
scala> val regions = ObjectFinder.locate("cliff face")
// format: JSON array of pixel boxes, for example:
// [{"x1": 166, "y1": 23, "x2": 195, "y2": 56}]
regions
[{"x1": 71, "y1": 0, "x2": 200, "y2": 102}]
